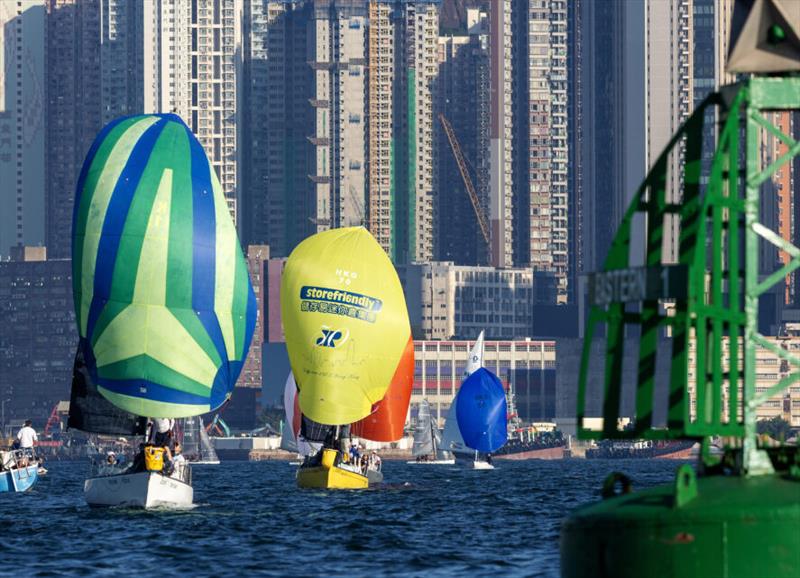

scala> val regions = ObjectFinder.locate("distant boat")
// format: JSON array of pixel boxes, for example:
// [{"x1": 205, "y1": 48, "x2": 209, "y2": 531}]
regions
[
  {"x1": 68, "y1": 114, "x2": 256, "y2": 508},
  {"x1": 281, "y1": 227, "x2": 413, "y2": 489},
  {"x1": 0, "y1": 450, "x2": 39, "y2": 493},
  {"x1": 407, "y1": 399, "x2": 454, "y2": 465},
  {"x1": 455, "y1": 367, "x2": 508, "y2": 470},
  {"x1": 178, "y1": 416, "x2": 220, "y2": 465},
  {"x1": 280, "y1": 371, "x2": 321, "y2": 464},
  {"x1": 442, "y1": 332, "x2": 498, "y2": 468}
]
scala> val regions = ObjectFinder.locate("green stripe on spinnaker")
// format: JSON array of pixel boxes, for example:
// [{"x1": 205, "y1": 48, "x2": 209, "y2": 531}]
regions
[
  {"x1": 73, "y1": 116, "x2": 142, "y2": 322},
  {"x1": 112, "y1": 122, "x2": 183, "y2": 307},
  {"x1": 211, "y1": 158, "x2": 237, "y2": 361},
  {"x1": 97, "y1": 388, "x2": 208, "y2": 419},
  {"x1": 97, "y1": 355, "x2": 211, "y2": 398},
  {"x1": 76, "y1": 116, "x2": 161, "y2": 336},
  {"x1": 171, "y1": 308, "x2": 223, "y2": 369},
  {"x1": 231, "y1": 248, "x2": 249, "y2": 360},
  {"x1": 93, "y1": 305, "x2": 218, "y2": 389},
  {"x1": 165, "y1": 129, "x2": 194, "y2": 311},
  {"x1": 131, "y1": 168, "x2": 172, "y2": 306}
]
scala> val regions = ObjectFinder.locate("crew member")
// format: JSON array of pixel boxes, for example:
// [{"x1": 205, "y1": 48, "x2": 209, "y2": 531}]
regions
[{"x1": 16, "y1": 420, "x2": 38, "y2": 458}]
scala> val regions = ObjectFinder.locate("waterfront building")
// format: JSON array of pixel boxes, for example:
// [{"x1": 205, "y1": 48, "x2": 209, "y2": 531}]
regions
[
  {"x1": 556, "y1": 336, "x2": 800, "y2": 435},
  {"x1": 399, "y1": 261, "x2": 535, "y2": 340},
  {"x1": 0, "y1": 248, "x2": 75, "y2": 426},
  {"x1": 0, "y1": 1, "x2": 46, "y2": 258},
  {"x1": 242, "y1": 0, "x2": 439, "y2": 264},
  {"x1": 412, "y1": 339, "x2": 556, "y2": 425}
]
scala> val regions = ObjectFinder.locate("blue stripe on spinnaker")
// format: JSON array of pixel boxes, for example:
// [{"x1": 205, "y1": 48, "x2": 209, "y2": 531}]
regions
[
  {"x1": 243, "y1": 283, "x2": 257, "y2": 360},
  {"x1": 98, "y1": 377, "x2": 211, "y2": 406},
  {"x1": 86, "y1": 118, "x2": 168, "y2": 340},
  {"x1": 185, "y1": 125, "x2": 228, "y2": 371},
  {"x1": 71, "y1": 115, "x2": 134, "y2": 260},
  {"x1": 455, "y1": 368, "x2": 508, "y2": 453}
]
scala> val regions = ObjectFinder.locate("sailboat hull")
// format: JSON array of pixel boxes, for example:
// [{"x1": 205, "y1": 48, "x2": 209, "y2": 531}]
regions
[
  {"x1": 406, "y1": 459, "x2": 455, "y2": 465},
  {"x1": 297, "y1": 464, "x2": 369, "y2": 490},
  {"x1": 296, "y1": 448, "x2": 376, "y2": 489},
  {"x1": 0, "y1": 465, "x2": 39, "y2": 493},
  {"x1": 84, "y1": 471, "x2": 193, "y2": 508}
]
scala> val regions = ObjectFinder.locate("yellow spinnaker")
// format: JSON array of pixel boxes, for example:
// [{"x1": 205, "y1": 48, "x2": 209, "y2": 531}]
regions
[{"x1": 280, "y1": 227, "x2": 412, "y2": 425}]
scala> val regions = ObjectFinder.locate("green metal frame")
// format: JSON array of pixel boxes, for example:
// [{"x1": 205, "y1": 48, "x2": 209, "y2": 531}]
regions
[{"x1": 577, "y1": 77, "x2": 800, "y2": 474}]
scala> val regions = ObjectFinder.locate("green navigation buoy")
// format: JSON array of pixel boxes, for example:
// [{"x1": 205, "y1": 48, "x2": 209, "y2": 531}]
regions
[{"x1": 560, "y1": 2, "x2": 800, "y2": 574}]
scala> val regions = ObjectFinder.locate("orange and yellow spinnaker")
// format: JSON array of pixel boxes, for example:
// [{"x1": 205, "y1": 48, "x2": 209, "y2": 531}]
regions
[{"x1": 280, "y1": 227, "x2": 412, "y2": 426}]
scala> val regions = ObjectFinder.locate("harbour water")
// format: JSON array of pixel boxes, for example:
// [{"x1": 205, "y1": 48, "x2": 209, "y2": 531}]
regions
[{"x1": 8, "y1": 459, "x2": 683, "y2": 577}]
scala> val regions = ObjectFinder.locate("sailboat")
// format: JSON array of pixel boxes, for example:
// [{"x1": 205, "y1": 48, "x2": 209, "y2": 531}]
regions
[
  {"x1": 280, "y1": 371, "x2": 321, "y2": 464},
  {"x1": 179, "y1": 416, "x2": 219, "y2": 465},
  {"x1": 68, "y1": 113, "x2": 256, "y2": 508},
  {"x1": 455, "y1": 367, "x2": 508, "y2": 470},
  {"x1": 408, "y1": 399, "x2": 454, "y2": 464},
  {"x1": 441, "y1": 331, "x2": 488, "y2": 466},
  {"x1": 280, "y1": 227, "x2": 413, "y2": 489}
]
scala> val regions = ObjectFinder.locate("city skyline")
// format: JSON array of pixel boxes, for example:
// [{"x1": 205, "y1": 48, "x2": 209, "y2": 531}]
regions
[{"x1": 2, "y1": 0, "x2": 761, "y2": 309}]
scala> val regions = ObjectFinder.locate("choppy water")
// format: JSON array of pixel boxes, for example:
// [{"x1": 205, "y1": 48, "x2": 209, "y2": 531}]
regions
[{"x1": 4, "y1": 459, "x2": 683, "y2": 577}]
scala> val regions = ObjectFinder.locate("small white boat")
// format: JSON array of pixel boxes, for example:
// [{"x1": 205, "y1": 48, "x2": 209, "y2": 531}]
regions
[
  {"x1": 84, "y1": 464, "x2": 193, "y2": 509},
  {"x1": 472, "y1": 459, "x2": 494, "y2": 470},
  {"x1": 408, "y1": 400, "x2": 455, "y2": 464}
]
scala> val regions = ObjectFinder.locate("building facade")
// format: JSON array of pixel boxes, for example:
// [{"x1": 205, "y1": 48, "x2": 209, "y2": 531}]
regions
[
  {"x1": 241, "y1": 245, "x2": 268, "y2": 389},
  {"x1": 513, "y1": 0, "x2": 569, "y2": 301},
  {"x1": 241, "y1": 0, "x2": 439, "y2": 264},
  {"x1": 412, "y1": 339, "x2": 557, "y2": 425},
  {"x1": 0, "y1": 249, "x2": 75, "y2": 427},
  {"x1": 400, "y1": 261, "x2": 535, "y2": 340},
  {"x1": 435, "y1": 9, "x2": 490, "y2": 266},
  {"x1": 0, "y1": 1, "x2": 46, "y2": 258}
]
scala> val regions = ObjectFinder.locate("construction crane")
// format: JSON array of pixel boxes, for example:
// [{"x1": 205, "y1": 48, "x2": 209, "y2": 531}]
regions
[{"x1": 438, "y1": 113, "x2": 491, "y2": 249}]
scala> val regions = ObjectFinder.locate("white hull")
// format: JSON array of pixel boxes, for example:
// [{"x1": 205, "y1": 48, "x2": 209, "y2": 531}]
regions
[
  {"x1": 406, "y1": 459, "x2": 455, "y2": 465},
  {"x1": 472, "y1": 460, "x2": 494, "y2": 470},
  {"x1": 84, "y1": 471, "x2": 193, "y2": 509},
  {"x1": 191, "y1": 460, "x2": 220, "y2": 465}
]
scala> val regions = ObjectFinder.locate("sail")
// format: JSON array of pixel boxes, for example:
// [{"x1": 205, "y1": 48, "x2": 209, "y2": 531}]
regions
[
  {"x1": 350, "y1": 336, "x2": 414, "y2": 442},
  {"x1": 180, "y1": 416, "x2": 201, "y2": 459},
  {"x1": 463, "y1": 330, "x2": 485, "y2": 378},
  {"x1": 281, "y1": 227, "x2": 412, "y2": 425},
  {"x1": 280, "y1": 420, "x2": 298, "y2": 453},
  {"x1": 433, "y1": 427, "x2": 452, "y2": 461},
  {"x1": 440, "y1": 400, "x2": 468, "y2": 454},
  {"x1": 67, "y1": 346, "x2": 147, "y2": 435},
  {"x1": 412, "y1": 400, "x2": 435, "y2": 457},
  {"x1": 456, "y1": 368, "x2": 508, "y2": 453},
  {"x1": 441, "y1": 332, "x2": 485, "y2": 453},
  {"x1": 70, "y1": 114, "x2": 256, "y2": 419},
  {"x1": 197, "y1": 417, "x2": 219, "y2": 462}
]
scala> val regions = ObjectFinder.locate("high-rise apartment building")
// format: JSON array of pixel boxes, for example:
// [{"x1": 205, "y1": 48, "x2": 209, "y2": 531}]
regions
[
  {"x1": 45, "y1": 0, "x2": 104, "y2": 258},
  {"x1": 489, "y1": 0, "x2": 514, "y2": 268},
  {"x1": 435, "y1": 9, "x2": 490, "y2": 266},
  {"x1": 645, "y1": 0, "x2": 692, "y2": 264},
  {"x1": 570, "y1": 0, "x2": 646, "y2": 278},
  {"x1": 45, "y1": 0, "x2": 241, "y2": 258},
  {"x1": 242, "y1": 0, "x2": 439, "y2": 264},
  {"x1": 0, "y1": 1, "x2": 46, "y2": 258}
]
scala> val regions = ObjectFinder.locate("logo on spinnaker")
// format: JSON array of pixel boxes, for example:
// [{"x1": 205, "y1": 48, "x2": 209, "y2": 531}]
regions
[{"x1": 315, "y1": 327, "x2": 350, "y2": 348}]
